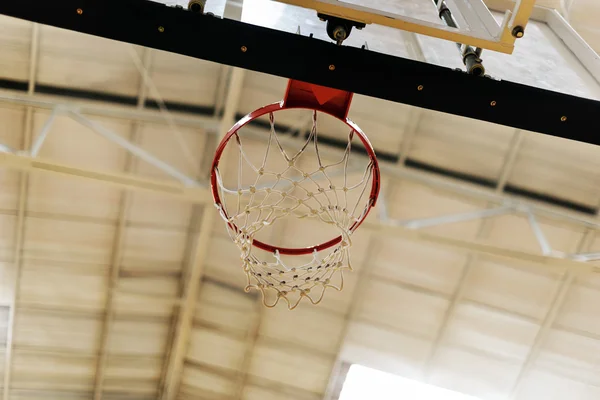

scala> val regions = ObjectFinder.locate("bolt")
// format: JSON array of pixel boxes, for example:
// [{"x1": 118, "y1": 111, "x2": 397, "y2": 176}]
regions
[
  {"x1": 561, "y1": 115, "x2": 567, "y2": 122},
  {"x1": 490, "y1": 100, "x2": 497, "y2": 106},
  {"x1": 417, "y1": 85, "x2": 424, "y2": 91},
  {"x1": 512, "y1": 26, "x2": 524, "y2": 38},
  {"x1": 190, "y1": 2, "x2": 202, "y2": 13},
  {"x1": 329, "y1": 64, "x2": 335, "y2": 71},
  {"x1": 333, "y1": 26, "x2": 347, "y2": 41},
  {"x1": 76, "y1": 8, "x2": 83, "y2": 15},
  {"x1": 241, "y1": 46, "x2": 247, "y2": 52},
  {"x1": 158, "y1": 26, "x2": 165, "y2": 33}
]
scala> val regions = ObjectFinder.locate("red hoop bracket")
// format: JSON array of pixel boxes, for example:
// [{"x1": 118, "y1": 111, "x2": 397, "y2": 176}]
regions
[{"x1": 284, "y1": 80, "x2": 353, "y2": 120}]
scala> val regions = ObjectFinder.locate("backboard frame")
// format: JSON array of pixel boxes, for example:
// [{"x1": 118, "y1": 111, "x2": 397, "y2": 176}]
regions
[
  {"x1": 1, "y1": 0, "x2": 600, "y2": 147},
  {"x1": 272, "y1": 0, "x2": 535, "y2": 54}
]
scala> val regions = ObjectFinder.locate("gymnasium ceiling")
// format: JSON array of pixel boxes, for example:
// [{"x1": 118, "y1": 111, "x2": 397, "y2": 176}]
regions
[{"x1": 0, "y1": 1, "x2": 600, "y2": 400}]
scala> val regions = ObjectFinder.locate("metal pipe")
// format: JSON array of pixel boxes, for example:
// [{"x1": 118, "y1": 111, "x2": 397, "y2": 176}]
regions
[
  {"x1": 431, "y1": 0, "x2": 485, "y2": 76},
  {"x1": 30, "y1": 107, "x2": 60, "y2": 157},
  {"x1": 396, "y1": 205, "x2": 512, "y2": 230},
  {"x1": 527, "y1": 210, "x2": 553, "y2": 256}
]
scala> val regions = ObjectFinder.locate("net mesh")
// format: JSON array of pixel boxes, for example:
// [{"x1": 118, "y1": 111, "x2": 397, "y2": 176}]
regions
[{"x1": 213, "y1": 110, "x2": 376, "y2": 309}]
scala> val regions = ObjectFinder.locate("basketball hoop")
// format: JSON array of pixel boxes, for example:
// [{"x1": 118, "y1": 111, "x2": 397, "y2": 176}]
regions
[{"x1": 211, "y1": 80, "x2": 380, "y2": 309}]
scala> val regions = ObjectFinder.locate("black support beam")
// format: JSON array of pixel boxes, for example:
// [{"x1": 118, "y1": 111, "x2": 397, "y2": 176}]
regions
[{"x1": 1, "y1": 0, "x2": 600, "y2": 146}]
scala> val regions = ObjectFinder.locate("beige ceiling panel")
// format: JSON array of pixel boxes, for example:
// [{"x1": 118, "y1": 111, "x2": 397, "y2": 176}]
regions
[
  {"x1": 118, "y1": 275, "x2": 178, "y2": 297},
  {"x1": 357, "y1": 279, "x2": 448, "y2": 338},
  {"x1": 135, "y1": 123, "x2": 206, "y2": 181},
  {"x1": 0, "y1": 215, "x2": 16, "y2": 262},
  {"x1": 37, "y1": 26, "x2": 141, "y2": 96},
  {"x1": 150, "y1": 50, "x2": 221, "y2": 106},
  {"x1": 187, "y1": 328, "x2": 246, "y2": 372},
  {"x1": 105, "y1": 355, "x2": 163, "y2": 382},
  {"x1": 0, "y1": 262, "x2": 15, "y2": 306},
  {"x1": 516, "y1": 368, "x2": 600, "y2": 400},
  {"x1": 102, "y1": 379, "x2": 159, "y2": 397},
  {"x1": 0, "y1": 106, "x2": 24, "y2": 210},
  {"x1": 22, "y1": 217, "x2": 114, "y2": 264},
  {"x1": 11, "y1": 352, "x2": 94, "y2": 391},
  {"x1": 114, "y1": 276, "x2": 178, "y2": 318},
  {"x1": 113, "y1": 295, "x2": 174, "y2": 320},
  {"x1": 249, "y1": 338, "x2": 331, "y2": 394},
  {"x1": 27, "y1": 174, "x2": 122, "y2": 220},
  {"x1": 342, "y1": 320, "x2": 432, "y2": 377},
  {"x1": 14, "y1": 310, "x2": 100, "y2": 352},
  {"x1": 195, "y1": 280, "x2": 257, "y2": 334},
  {"x1": 240, "y1": 72, "x2": 287, "y2": 113},
  {"x1": 537, "y1": 328, "x2": 600, "y2": 378},
  {"x1": 507, "y1": 132, "x2": 600, "y2": 208},
  {"x1": 0, "y1": 16, "x2": 31, "y2": 82},
  {"x1": 463, "y1": 258, "x2": 562, "y2": 320},
  {"x1": 0, "y1": 170, "x2": 20, "y2": 212},
  {"x1": 122, "y1": 226, "x2": 187, "y2": 265},
  {"x1": 242, "y1": 384, "x2": 319, "y2": 400},
  {"x1": 9, "y1": 390, "x2": 93, "y2": 400},
  {"x1": 444, "y1": 302, "x2": 539, "y2": 361},
  {"x1": 119, "y1": 256, "x2": 182, "y2": 276},
  {"x1": 350, "y1": 95, "x2": 413, "y2": 131},
  {"x1": 179, "y1": 367, "x2": 234, "y2": 397},
  {"x1": 371, "y1": 237, "x2": 467, "y2": 296},
  {"x1": 0, "y1": 105, "x2": 24, "y2": 148},
  {"x1": 555, "y1": 283, "x2": 600, "y2": 335},
  {"x1": 409, "y1": 111, "x2": 515, "y2": 180},
  {"x1": 127, "y1": 192, "x2": 194, "y2": 229},
  {"x1": 18, "y1": 265, "x2": 106, "y2": 312},
  {"x1": 260, "y1": 306, "x2": 344, "y2": 354},
  {"x1": 428, "y1": 346, "x2": 520, "y2": 399},
  {"x1": 19, "y1": 257, "x2": 106, "y2": 276},
  {"x1": 108, "y1": 319, "x2": 169, "y2": 357},
  {"x1": 0, "y1": 306, "x2": 8, "y2": 345}
]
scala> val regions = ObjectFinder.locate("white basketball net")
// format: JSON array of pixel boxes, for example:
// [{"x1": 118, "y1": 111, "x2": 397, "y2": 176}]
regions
[{"x1": 213, "y1": 110, "x2": 376, "y2": 309}]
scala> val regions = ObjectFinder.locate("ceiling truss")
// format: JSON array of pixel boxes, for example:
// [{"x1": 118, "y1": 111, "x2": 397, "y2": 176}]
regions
[{"x1": 0, "y1": 3, "x2": 599, "y2": 398}]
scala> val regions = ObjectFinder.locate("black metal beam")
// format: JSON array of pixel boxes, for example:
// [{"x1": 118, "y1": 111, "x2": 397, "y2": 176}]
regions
[{"x1": 1, "y1": 0, "x2": 600, "y2": 146}]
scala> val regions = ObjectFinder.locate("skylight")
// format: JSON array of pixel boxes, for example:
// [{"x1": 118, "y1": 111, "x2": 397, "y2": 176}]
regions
[{"x1": 339, "y1": 364, "x2": 482, "y2": 400}]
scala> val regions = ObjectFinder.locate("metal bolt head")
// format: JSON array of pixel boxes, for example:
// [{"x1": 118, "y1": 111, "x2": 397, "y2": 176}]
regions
[
  {"x1": 417, "y1": 85, "x2": 424, "y2": 91},
  {"x1": 561, "y1": 115, "x2": 567, "y2": 122},
  {"x1": 490, "y1": 100, "x2": 497, "y2": 106},
  {"x1": 76, "y1": 8, "x2": 83, "y2": 15},
  {"x1": 333, "y1": 26, "x2": 347, "y2": 41},
  {"x1": 512, "y1": 26, "x2": 524, "y2": 38},
  {"x1": 241, "y1": 46, "x2": 247, "y2": 53},
  {"x1": 158, "y1": 26, "x2": 165, "y2": 33},
  {"x1": 329, "y1": 64, "x2": 335, "y2": 71}
]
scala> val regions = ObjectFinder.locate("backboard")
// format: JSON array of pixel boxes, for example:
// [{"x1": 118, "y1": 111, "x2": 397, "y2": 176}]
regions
[{"x1": 1, "y1": 0, "x2": 599, "y2": 147}]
